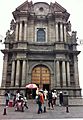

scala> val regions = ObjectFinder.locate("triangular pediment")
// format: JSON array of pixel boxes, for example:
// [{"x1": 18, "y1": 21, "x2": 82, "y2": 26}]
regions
[
  {"x1": 52, "y1": 1, "x2": 66, "y2": 12},
  {"x1": 16, "y1": 0, "x2": 29, "y2": 11}
]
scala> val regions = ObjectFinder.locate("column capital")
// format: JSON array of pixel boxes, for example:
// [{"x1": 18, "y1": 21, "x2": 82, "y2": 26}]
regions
[{"x1": 24, "y1": 20, "x2": 28, "y2": 23}]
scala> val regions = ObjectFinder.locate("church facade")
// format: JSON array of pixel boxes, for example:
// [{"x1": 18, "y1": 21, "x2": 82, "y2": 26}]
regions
[{"x1": 0, "y1": 1, "x2": 81, "y2": 97}]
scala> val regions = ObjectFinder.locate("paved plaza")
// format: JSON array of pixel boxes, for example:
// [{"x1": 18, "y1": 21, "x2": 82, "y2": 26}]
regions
[{"x1": 0, "y1": 100, "x2": 83, "y2": 119}]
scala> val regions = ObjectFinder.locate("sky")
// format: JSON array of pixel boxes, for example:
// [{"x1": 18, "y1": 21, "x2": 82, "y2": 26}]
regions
[{"x1": 0, "y1": 0, "x2": 83, "y2": 95}]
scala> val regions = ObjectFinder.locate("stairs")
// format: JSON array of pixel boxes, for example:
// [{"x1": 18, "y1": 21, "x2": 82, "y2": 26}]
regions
[
  {"x1": 69, "y1": 97, "x2": 83, "y2": 106},
  {"x1": 56, "y1": 97, "x2": 83, "y2": 106}
]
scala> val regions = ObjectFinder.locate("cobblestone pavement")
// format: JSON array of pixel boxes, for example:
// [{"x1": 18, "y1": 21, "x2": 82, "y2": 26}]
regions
[{"x1": 0, "y1": 100, "x2": 83, "y2": 119}]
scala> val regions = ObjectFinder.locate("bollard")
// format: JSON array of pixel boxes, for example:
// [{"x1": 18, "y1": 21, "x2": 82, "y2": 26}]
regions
[
  {"x1": 66, "y1": 106, "x2": 69, "y2": 113},
  {"x1": 22, "y1": 106, "x2": 24, "y2": 112},
  {"x1": 3, "y1": 107, "x2": 7, "y2": 115},
  {"x1": 44, "y1": 106, "x2": 46, "y2": 113}
]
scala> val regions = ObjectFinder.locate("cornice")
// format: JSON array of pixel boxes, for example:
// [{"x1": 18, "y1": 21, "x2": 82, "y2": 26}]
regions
[{"x1": 1, "y1": 48, "x2": 80, "y2": 55}]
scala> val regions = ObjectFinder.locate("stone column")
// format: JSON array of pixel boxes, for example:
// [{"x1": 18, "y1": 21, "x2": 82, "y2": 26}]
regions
[
  {"x1": 19, "y1": 21, "x2": 22, "y2": 41},
  {"x1": 15, "y1": 60, "x2": 20, "y2": 86},
  {"x1": 1, "y1": 54, "x2": 8, "y2": 87},
  {"x1": 56, "y1": 61, "x2": 60, "y2": 87},
  {"x1": 15, "y1": 22, "x2": 19, "y2": 41},
  {"x1": 24, "y1": 21, "x2": 27, "y2": 41},
  {"x1": 62, "y1": 61, "x2": 66, "y2": 86},
  {"x1": 55, "y1": 22, "x2": 59, "y2": 41},
  {"x1": 64, "y1": 25, "x2": 67, "y2": 42},
  {"x1": 67, "y1": 62, "x2": 70, "y2": 86},
  {"x1": 22, "y1": 60, "x2": 26, "y2": 86},
  {"x1": 74, "y1": 56, "x2": 79, "y2": 86},
  {"x1": 11, "y1": 61, "x2": 15, "y2": 86},
  {"x1": 60, "y1": 23, "x2": 63, "y2": 42}
]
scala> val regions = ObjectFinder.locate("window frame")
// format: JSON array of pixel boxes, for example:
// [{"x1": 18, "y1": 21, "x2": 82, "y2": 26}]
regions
[
  {"x1": 35, "y1": 24, "x2": 47, "y2": 43},
  {"x1": 37, "y1": 28, "x2": 46, "y2": 42}
]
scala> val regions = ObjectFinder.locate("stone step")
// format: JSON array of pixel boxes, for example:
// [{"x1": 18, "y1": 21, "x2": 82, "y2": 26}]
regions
[
  {"x1": 69, "y1": 97, "x2": 83, "y2": 106},
  {"x1": 55, "y1": 97, "x2": 83, "y2": 106},
  {"x1": 0, "y1": 95, "x2": 83, "y2": 106}
]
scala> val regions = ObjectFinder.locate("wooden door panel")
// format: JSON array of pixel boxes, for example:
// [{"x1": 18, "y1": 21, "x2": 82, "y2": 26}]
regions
[{"x1": 32, "y1": 65, "x2": 50, "y2": 85}]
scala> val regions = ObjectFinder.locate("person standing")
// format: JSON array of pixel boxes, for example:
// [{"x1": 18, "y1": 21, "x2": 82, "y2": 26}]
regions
[
  {"x1": 16, "y1": 90, "x2": 20, "y2": 101},
  {"x1": 43, "y1": 89, "x2": 48, "y2": 112},
  {"x1": 47, "y1": 91, "x2": 54, "y2": 109},
  {"x1": 52, "y1": 90, "x2": 57, "y2": 105},
  {"x1": 5, "y1": 91, "x2": 10, "y2": 106},
  {"x1": 37, "y1": 92, "x2": 43, "y2": 114},
  {"x1": 24, "y1": 97, "x2": 28, "y2": 109},
  {"x1": 59, "y1": 91, "x2": 63, "y2": 106}
]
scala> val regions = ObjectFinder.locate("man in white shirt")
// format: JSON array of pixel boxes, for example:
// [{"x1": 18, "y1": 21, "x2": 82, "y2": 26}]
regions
[{"x1": 52, "y1": 90, "x2": 57, "y2": 105}]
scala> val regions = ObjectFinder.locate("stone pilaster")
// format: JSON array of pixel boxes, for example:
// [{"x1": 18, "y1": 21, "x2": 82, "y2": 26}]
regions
[
  {"x1": 1, "y1": 54, "x2": 8, "y2": 87},
  {"x1": 67, "y1": 62, "x2": 70, "y2": 86},
  {"x1": 60, "y1": 23, "x2": 63, "y2": 42},
  {"x1": 15, "y1": 60, "x2": 20, "y2": 86},
  {"x1": 74, "y1": 56, "x2": 79, "y2": 86},
  {"x1": 62, "y1": 61, "x2": 66, "y2": 86},
  {"x1": 50, "y1": 75, "x2": 54, "y2": 89},
  {"x1": 19, "y1": 22, "x2": 22, "y2": 41},
  {"x1": 56, "y1": 61, "x2": 60, "y2": 87},
  {"x1": 24, "y1": 21, "x2": 27, "y2": 41},
  {"x1": 55, "y1": 22, "x2": 59, "y2": 41},
  {"x1": 54, "y1": 60, "x2": 56, "y2": 87},
  {"x1": 15, "y1": 22, "x2": 19, "y2": 41},
  {"x1": 26, "y1": 60, "x2": 29, "y2": 84},
  {"x1": 11, "y1": 61, "x2": 15, "y2": 86},
  {"x1": 22, "y1": 60, "x2": 26, "y2": 86}
]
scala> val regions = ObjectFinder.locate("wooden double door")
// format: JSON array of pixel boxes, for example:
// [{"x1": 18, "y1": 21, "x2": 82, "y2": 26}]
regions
[{"x1": 32, "y1": 65, "x2": 50, "y2": 90}]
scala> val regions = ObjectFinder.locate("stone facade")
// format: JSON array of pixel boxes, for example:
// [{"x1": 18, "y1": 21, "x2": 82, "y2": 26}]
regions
[{"x1": 0, "y1": 1, "x2": 81, "y2": 97}]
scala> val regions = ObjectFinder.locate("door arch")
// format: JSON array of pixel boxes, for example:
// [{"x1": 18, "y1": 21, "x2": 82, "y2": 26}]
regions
[{"x1": 32, "y1": 65, "x2": 51, "y2": 90}]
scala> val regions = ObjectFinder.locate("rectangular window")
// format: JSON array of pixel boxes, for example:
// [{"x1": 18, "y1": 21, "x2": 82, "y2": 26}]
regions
[{"x1": 37, "y1": 28, "x2": 45, "y2": 42}]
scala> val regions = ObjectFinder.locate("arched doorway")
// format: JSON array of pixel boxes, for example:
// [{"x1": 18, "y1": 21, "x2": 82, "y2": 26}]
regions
[{"x1": 32, "y1": 65, "x2": 51, "y2": 91}]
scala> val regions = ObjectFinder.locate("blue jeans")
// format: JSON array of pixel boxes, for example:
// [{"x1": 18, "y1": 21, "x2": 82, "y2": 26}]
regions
[{"x1": 38, "y1": 102, "x2": 42, "y2": 113}]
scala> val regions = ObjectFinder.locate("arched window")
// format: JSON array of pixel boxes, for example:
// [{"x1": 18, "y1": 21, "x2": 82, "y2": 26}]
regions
[{"x1": 37, "y1": 28, "x2": 45, "y2": 42}]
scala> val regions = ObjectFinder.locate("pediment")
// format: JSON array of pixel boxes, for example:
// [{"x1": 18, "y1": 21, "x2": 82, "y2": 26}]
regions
[
  {"x1": 16, "y1": 0, "x2": 29, "y2": 11},
  {"x1": 13, "y1": 0, "x2": 69, "y2": 20},
  {"x1": 52, "y1": 1, "x2": 66, "y2": 12},
  {"x1": 16, "y1": 1, "x2": 66, "y2": 13}
]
